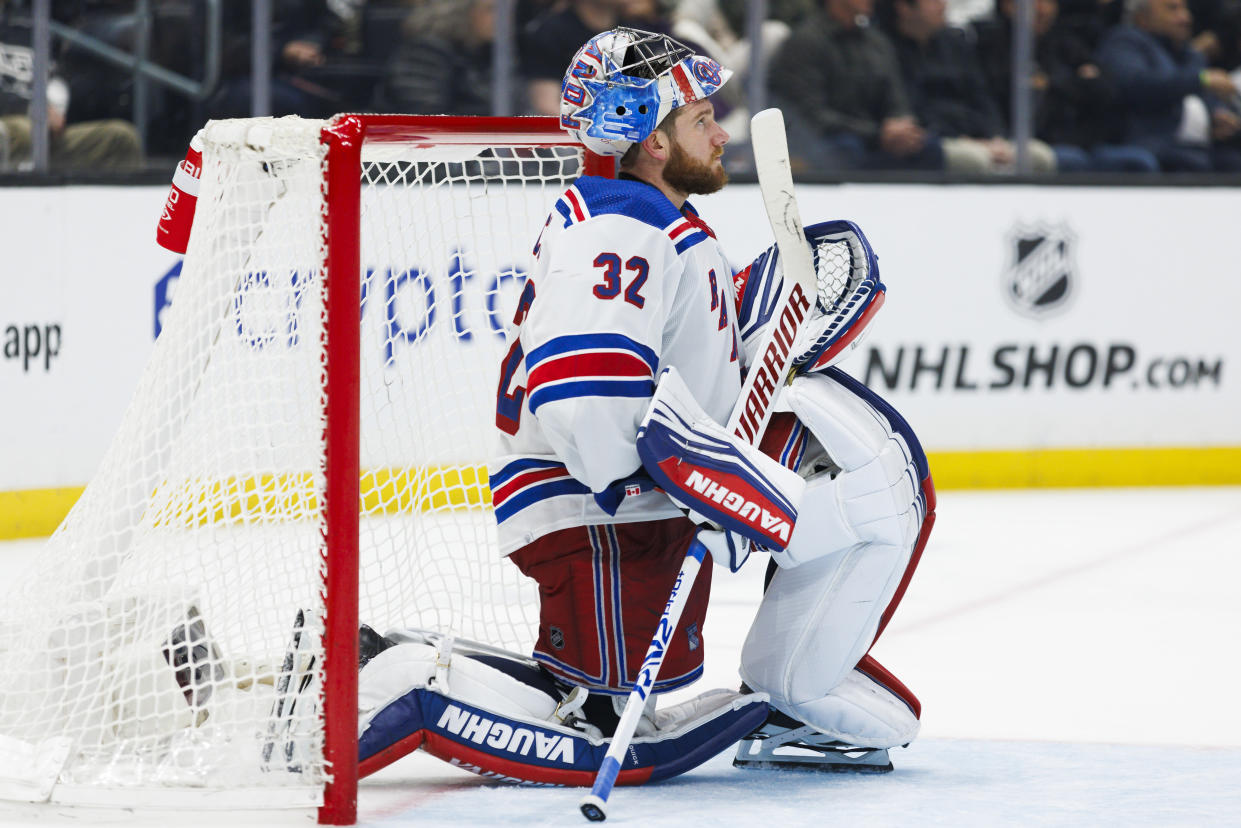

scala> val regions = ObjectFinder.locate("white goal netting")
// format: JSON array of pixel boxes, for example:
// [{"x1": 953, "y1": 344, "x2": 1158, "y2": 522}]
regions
[{"x1": 0, "y1": 116, "x2": 587, "y2": 809}]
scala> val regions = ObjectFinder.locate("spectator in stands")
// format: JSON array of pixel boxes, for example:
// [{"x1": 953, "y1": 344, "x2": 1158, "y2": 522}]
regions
[
  {"x1": 720, "y1": 0, "x2": 818, "y2": 28},
  {"x1": 521, "y1": 0, "x2": 624, "y2": 115},
  {"x1": 381, "y1": 0, "x2": 505, "y2": 115},
  {"x1": 205, "y1": 0, "x2": 374, "y2": 120},
  {"x1": 517, "y1": 0, "x2": 563, "y2": 29},
  {"x1": 520, "y1": 0, "x2": 725, "y2": 118},
  {"x1": 674, "y1": 0, "x2": 811, "y2": 79},
  {"x1": 43, "y1": 0, "x2": 207, "y2": 156},
  {"x1": 1186, "y1": 0, "x2": 1241, "y2": 69},
  {"x1": 1057, "y1": 0, "x2": 1124, "y2": 47},
  {"x1": 945, "y1": 0, "x2": 995, "y2": 27},
  {"x1": 766, "y1": 0, "x2": 945, "y2": 171},
  {"x1": 880, "y1": 0, "x2": 1059, "y2": 172},
  {"x1": 973, "y1": 0, "x2": 1160, "y2": 170},
  {"x1": 1229, "y1": 4, "x2": 1241, "y2": 81},
  {"x1": 670, "y1": 0, "x2": 801, "y2": 149},
  {"x1": 1095, "y1": 0, "x2": 1241, "y2": 170},
  {"x1": 0, "y1": 0, "x2": 140, "y2": 170}
]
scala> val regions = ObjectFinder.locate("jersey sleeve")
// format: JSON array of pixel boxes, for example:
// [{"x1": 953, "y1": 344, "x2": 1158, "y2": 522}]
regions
[{"x1": 519, "y1": 215, "x2": 676, "y2": 493}]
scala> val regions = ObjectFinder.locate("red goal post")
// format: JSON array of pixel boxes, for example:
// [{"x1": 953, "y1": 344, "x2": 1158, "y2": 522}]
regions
[{"x1": 318, "y1": 115, "x2": 614, "y2": 824}]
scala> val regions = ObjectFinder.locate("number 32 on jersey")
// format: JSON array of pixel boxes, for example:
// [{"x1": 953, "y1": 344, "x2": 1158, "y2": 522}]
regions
[
  {"x1": 494, "y1": 252, "x2": 653, "y2": 435},
  {"x1": 592, "y1": 253, "x2": 648, "y2": 308}
]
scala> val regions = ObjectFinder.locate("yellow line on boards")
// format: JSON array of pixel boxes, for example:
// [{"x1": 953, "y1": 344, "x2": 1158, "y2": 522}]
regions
[
  {"x1": 926, "y1": 447, "x2": 1241, "y2": 489},
  {"x1": 0, "y1": 487, "x2": 83, "y2": 540},
  {"x1": 3, "y1": 447, "x2": 1240, "y2": 540}
]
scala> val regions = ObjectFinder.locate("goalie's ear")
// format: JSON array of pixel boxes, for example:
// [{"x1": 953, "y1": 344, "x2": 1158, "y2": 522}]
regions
[{"x1": 638, "y1": 127, "x2": 672, "y2": 162}]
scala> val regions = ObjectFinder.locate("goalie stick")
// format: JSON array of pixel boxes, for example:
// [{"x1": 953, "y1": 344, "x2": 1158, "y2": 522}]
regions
[
  {"x1": 726, "y1": 111, "x2": 819, "y2": 444},
  {"x1": 579, "y1": 108, "x2": 818, "y2": 822}
]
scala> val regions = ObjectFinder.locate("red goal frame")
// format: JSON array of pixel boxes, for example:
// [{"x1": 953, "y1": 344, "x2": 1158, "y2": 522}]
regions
[{"x1": 317, "y1": 115, "x2": 614, "y2": 824}]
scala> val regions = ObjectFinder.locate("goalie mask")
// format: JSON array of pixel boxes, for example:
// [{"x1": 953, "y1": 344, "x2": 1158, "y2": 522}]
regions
[{"x1": 559, "y1": 27, "x2": 733, "y2": 157}]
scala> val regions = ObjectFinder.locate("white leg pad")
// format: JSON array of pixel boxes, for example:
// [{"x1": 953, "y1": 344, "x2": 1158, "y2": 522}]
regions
[
  {"x1": 773, "y1": 373, "x2": 924, "y2": 569},
  {"x1": 359, "y1": 642, "x2": 559, "y2": 731},
  {"x1": 739, "y1": 539, "x2": 913, "y2": 747}
]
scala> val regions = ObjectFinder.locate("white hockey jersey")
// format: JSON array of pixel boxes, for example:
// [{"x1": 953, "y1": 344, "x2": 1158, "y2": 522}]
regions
[{"x1": 490, "y1": 175, "x2": 742, "y2": 555}]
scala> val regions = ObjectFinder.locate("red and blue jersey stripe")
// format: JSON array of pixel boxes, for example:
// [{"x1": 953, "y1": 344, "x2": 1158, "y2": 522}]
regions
[
  {"x1": 525, "y1": 333, "x2": 659, "y2": 415},
  {"x1": 555, "y1": 177, "x2": 715, "y2": 254},
  {"x1": 664, "y1": 215, "x2": 712, "y2": 255},
  {"x1": 553, "y1": 184, "x2": 591, "y2": 228},
  {"x1": 490, "y1": 458, "x2": 591, "y2": 524}
]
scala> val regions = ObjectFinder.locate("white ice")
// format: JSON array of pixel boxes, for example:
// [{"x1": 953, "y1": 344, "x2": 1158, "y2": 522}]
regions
[{"x1": 2, "y1": 487, "x2": 1239, "y2": 826}]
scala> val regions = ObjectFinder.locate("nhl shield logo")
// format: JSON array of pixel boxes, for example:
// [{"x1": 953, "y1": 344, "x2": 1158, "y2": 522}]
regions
[{"x1": 1004, "y1": 223, "x2": 1075, "y2": 318}]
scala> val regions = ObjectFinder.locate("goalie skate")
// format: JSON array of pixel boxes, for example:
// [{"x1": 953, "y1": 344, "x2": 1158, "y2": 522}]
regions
[{"x1": 733, "y1": 708, "x2": 894, "y2": 773}]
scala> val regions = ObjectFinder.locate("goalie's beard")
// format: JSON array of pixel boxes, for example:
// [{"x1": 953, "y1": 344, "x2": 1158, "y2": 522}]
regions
[{"x1": 664, "y1": 137, "x2": 728, "y2": 196}]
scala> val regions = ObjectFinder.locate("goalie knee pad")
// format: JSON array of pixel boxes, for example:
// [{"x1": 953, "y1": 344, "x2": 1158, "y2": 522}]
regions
[
  {"x1": 775, "y1": 369, "x2": 930, "y2": 569},
  {"x1": 357, "y1": 631, "x2": 769, "y2": 785}
]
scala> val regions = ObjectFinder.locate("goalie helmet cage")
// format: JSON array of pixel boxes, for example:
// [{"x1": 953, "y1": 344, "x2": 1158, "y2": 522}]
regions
[{"x1": 0, "y1": 115, "x2": 614, "y2": 826}]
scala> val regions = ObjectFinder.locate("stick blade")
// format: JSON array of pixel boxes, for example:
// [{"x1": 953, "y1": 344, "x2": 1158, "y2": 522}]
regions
[
  {"x1": 750, "y1": 108, "x2": 791, "y2": 171},
  {"x1": 750, "y1": 108, "x2": 815, "y2": 292}
]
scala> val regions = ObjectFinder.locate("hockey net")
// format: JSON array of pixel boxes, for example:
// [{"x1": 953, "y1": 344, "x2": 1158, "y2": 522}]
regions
[{"x1": 0, "y1": 115, "x2": 610, "y2": 822}]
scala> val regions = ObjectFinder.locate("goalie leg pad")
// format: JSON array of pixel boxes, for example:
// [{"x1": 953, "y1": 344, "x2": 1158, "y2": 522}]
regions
[
  {"x1": 799, "y1": 367, "x2": 937, "y2": 641},
  {"x1": 740, "y1": 539, "x2": 911, "y2": 735},
  {"x1": 776, "y1": 369, "x2": 929, "y2": 568},
  {"x1": 637, "y1": 366, "x2": 806, "y2": 556},
  {"x1": 738, "y1": 372, "x2": 933, "y2": 751},
  {"x1": 738, "y1": 373, "x2": 933, "y2": 749},
  {"x1": 812, "y1": 366, "x2": 937, "y2": 641},
  {"x1": 357, "y1": 640, "x2": 769, "y2": 785}
]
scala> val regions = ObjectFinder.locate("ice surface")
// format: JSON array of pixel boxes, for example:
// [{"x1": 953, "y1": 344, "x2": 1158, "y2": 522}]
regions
[{"x1": 1, "y1": 487, "x2": 1239, "y2": 826}]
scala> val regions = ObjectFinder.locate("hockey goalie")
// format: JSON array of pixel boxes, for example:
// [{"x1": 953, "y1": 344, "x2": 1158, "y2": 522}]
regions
[{"x1": 355, "y1": 27, "x2": 935, "y2": 787}]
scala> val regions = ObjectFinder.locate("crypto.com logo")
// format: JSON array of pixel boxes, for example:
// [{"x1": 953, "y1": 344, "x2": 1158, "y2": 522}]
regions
[{"x1": 154, "y1": 260, "x2": 182, "y2": 339}]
